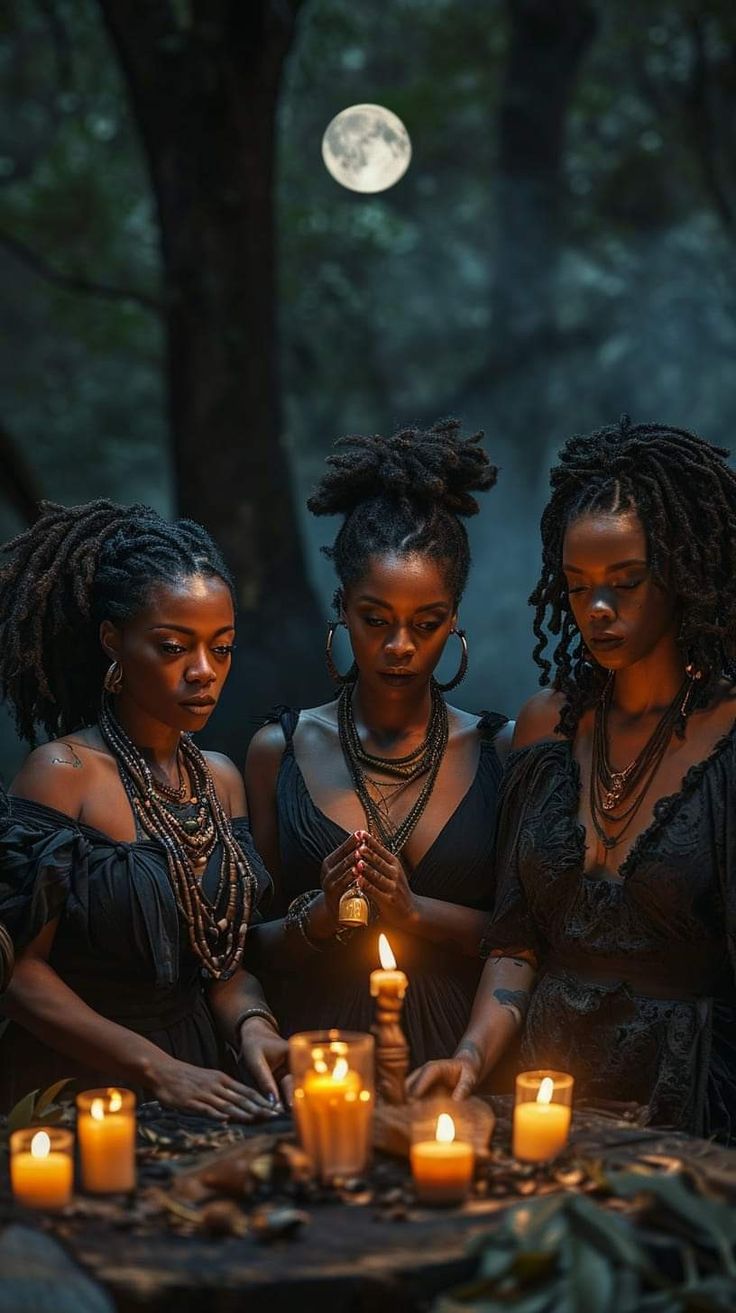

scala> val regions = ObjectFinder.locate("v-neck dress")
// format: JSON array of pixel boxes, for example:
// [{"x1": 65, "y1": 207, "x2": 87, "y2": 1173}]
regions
[
  {"x1": 0, "y1": 795, "x2": 271, "y2": 1111},
  {"x1": 483, "y1": 734, "x2": 736, "y2": 1140},
  {"x1": 249, "y1": 707, "x2": 507, "y2": 1066}
]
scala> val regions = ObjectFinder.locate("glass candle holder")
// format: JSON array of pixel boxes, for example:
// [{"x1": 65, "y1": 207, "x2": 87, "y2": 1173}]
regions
[
  {"x1": 77, "y1": 1087, "x2": 136, "y2": 1193},
  {"x1": 290, "y1": 1030, "x2": 374, "y2": 1181},
  {"x1": 410, "y1": 1102, "x2": 475, "y2": 1206},
  {"x1": 10, "y1": 1127, "x2": 74, "y2": 1210},
  {"x1": 512, "y1": 1070, "x2": 574, "y2": 1162}
]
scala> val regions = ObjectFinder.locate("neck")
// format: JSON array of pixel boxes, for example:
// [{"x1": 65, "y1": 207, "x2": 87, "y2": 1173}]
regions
[
  {"x1": 609, "y1": 643, "x2": 686, "y2": 719},
  {"x1": 110, "y1": 694, "x2": 182, "y2": 773},
  {"x1": 351, "y1": 678, "x2": 434, "y2": 745}
]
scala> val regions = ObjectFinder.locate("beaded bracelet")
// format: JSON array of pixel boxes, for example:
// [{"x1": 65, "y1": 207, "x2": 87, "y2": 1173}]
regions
[
  {"x1": 285, "y1": 890, "x2": 326, "y2": 952},
  {"x1": 233, "y1": 1007, "x2": 280, "y2": 1044}
]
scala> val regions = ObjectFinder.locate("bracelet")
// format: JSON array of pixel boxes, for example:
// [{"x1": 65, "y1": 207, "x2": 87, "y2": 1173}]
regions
[
  {"x1": 233, "y1": 1007, "x2": 280, "y2": 1044},
  {"x1": 285, "y1": 890, "x2": 325, "y2": 951}
]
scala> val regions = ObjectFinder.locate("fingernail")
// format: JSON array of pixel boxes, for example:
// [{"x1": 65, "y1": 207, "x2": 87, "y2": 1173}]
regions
[{"x1": 266, "y1": 1092, "x2": 277, "y2": 1105}]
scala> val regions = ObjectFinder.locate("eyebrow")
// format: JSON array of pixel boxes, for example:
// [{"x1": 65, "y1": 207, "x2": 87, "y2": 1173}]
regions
[
  {"x1": 357, "y1": 595, "x2": 451, "y2": 613},
  {"x1": 149, "y1": 624, "x2": 235, "y2": 636},
  {"x1": 563, "y1": 559, "x2": 647, "y2": 574}
]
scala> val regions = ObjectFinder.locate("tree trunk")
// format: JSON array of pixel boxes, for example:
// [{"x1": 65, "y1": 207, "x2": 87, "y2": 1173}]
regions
[{"x1": 95, "y1": 2, "x2": 326, "y2": 745}]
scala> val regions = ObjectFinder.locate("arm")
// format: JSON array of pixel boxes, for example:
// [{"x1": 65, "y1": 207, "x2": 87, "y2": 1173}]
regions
[{"x1": 407, "y1": 953, "x2": 537, "y2": 1099}]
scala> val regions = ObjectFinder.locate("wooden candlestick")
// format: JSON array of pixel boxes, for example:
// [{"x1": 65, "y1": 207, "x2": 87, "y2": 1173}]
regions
[{"x1": 370, "y1": 935, "x2": 409, "y2": 1105}]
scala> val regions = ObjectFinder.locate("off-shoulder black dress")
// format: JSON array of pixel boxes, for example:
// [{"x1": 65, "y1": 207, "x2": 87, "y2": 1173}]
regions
[
  {"x1": 484, "y1": 734, "x2": 736, "y2": 1140},
  {"x1": 249, "y1": 708, "x2": 506, "y2": 1066},
  {"x1": 0, "y1": 796, "x2": 271, "y2": 1111}
]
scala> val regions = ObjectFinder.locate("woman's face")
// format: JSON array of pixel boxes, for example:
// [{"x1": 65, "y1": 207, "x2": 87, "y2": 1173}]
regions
[
  {"x1": 343, "y1": 553, "x2": 457, "y2": 696},
  {"x1": 100, "y1": 573, "x2": 235, "y2": 732},
  {"x1": 562, "y1": 509, "x2": 678, "y2": 671}
]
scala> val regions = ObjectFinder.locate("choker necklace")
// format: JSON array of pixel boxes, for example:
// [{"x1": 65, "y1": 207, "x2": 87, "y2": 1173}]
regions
[
  {"x1": 590, "y1": 672, "x2": 697, "y2": 851},
  {"x1": 337, "y1": 680, "x2": 449, "y2": 854},
  {"x1": 99, "y1": 696, "x2": 258, "y2": 978}
]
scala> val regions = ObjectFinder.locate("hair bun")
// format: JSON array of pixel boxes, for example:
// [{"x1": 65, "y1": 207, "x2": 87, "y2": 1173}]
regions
[{"x1": 308, "y1": 418, "x2": 497, "y2": 520}]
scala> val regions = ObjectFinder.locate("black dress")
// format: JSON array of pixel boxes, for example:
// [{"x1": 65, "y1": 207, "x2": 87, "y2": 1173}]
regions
[
  {"x1": 484, "y1": 734, "x2": 736, "y2": 1140},
  {"x1": 250, "y1": 708, "x2": 506, "y2": 1066},
  {"x1": 0, "y1": 796, "x2": 271, "y2": 1111}
]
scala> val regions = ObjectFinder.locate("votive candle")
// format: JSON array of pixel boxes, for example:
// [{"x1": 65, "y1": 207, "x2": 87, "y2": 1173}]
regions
[
  {"x1": 411, "y1": 1112, "x2": 474, "y2": 1206},
  {"x1": 10, "y1": 1127, "x2": 73, "y2": 1210},
  {"x1": 512, "y1": 1071, "x2": 573, "y2": 1162},
  {"x1": 77, "y1": 1087, "x2": 136, "y2": 1193}
]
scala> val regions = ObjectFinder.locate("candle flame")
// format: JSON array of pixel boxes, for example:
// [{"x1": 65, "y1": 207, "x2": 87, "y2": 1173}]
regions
[
  {"x1": 108, "y1": 1088, "x2": 123, "y2": 1112},
  {"x1": 332, "y1": 1057, "x2": 349, "y2": 1081},
  {"x1": 31, "y1": 1130, "x2": 51, "y2": 1160},
  {"x1": 378, "y1": 933, "x2": 396, "y2": 970},
  {"x1": 90, "y1": 1097, "x2": 106, "y2": 1121},
  {"x1": 436, "y1": 1112, "x2": 456, "y2": 1144},
  {"x1": 537, "y1": 1077, "x2": 555, "y2": 1105}
]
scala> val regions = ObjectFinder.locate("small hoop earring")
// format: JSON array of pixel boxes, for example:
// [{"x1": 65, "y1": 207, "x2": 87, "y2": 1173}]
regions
[
  {"x1": 325, "y1": 621, "x2": 357, "y2": 686},
  {"x1": 435, "y1": 628, "x2": 468, "y2": 693},
  {"x1": 103, "y1": 660, "x2": 123, "y2": 695}
]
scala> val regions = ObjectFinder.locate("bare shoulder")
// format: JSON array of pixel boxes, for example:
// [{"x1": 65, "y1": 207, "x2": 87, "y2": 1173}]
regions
[
  {"x1": 246, "y1": 722, "x2": 289, "y2": 773},
  {"x1": 203, "y1": 751, "x2": 246, "y2": 818},
  {"x1": 493, "y1": 719, "x2": 516, "y2": 762},
  {"x1": 10, "y1": 737, "x2": 99, "y2": 818},
  {"x1": 512, "y1": 689, "x2": 567, "y2": 750}
]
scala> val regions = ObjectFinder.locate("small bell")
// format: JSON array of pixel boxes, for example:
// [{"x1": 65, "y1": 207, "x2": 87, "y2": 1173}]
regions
[{"x1": 338, "y1": 884, "x2": 370, "y2": 928}]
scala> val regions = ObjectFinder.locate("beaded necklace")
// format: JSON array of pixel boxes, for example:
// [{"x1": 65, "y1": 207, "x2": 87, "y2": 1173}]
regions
[{"x1": 99, "y1": 696, "x2": 257, "y2": 978}]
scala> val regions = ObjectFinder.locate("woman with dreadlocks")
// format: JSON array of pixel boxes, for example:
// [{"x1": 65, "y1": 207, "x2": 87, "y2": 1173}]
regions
[
  {"x1": 241, "y1": 420, "x2": 511, "y2": 1088},
  {"x1": 0, "y1": 500, "x2": 283, "y2": 1119},
  {"x1": 410, "y1": 418, "x2": 736, "y2": 1140}
]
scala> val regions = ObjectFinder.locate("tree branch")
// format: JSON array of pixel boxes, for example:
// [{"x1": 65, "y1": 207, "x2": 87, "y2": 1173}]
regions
[{"x1": 0, "y1": 227, "x2": 163, "y2": 314}]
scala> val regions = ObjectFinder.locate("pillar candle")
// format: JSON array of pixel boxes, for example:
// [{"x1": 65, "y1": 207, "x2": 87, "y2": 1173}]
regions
[
  {"x1": 410, "y1": 1113, "x2": 474, "y2": 1205},
  {"x1": 77, "y1": 1087, "x2": 136, "y2": 1193},
  {"x1": 10, "y1": 1128, "x2": 73, "y2": 1210}
]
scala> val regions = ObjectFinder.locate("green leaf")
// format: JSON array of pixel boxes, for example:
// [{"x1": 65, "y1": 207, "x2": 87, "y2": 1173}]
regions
[
  {"x1": 6, "y1": 1088, "x2": 40, "y2": 1135},
  {"x1": 35, "y1": 1078, "x2": 73, "y2": 1116}
]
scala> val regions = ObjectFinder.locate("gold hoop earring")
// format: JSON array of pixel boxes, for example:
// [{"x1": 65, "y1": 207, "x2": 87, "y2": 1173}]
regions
[
  {"x1": 325, "y1": 621, "x2": 357, "y2": 686},
  {"x1": 434, "y1": 628, "x2": 468, "y2": 693},
  {"x1": 103, "y1": 660, "x2": 123, "y2": 695}
]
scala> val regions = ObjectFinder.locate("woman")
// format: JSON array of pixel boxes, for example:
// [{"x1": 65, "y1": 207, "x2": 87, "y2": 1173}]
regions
[
  {"x1": 0, "y1": 500, "x2": 283, "y2": 1119},
  {"x1": 242, "y1": 420, "x2": 511, "y2": 1077},
  {"x1": 410, "y1": 418, "x2": 736, "y2": 1141}
]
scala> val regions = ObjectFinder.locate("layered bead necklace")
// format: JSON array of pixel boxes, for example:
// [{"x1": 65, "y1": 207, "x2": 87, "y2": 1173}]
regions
[
  {"x1": 590, "y1": 671, "x2": 697, "y2": 850},
  {"x1": 337, "y1": 679, "x2": 449, "y2": 854},
  {"x1": 99, "y1": 696, "x2": 258, "y2": 978}
]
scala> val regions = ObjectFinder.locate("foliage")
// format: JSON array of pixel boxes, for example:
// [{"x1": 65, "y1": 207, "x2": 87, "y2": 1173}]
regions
[
  {"x1": 4, "y1": 1077, "x2": 73, "y2": 1137},
  {"x1": 434, "y1": 1170, "x2": 736, "y2": 1313}
]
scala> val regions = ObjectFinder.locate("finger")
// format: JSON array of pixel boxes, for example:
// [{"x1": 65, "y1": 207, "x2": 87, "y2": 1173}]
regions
[
  {"x1": 358, "y1": 845, "x2": 396, "y2": 880},
  {"x1": 325, "y1": 851, "x2": 359, "y2": 890},
  {"x1": 279, "y1": 1073, "x2": 294, "y2": 1109},
  {"x1": 360, "y1": 832, "x2": 393, "y2": 861},
  {"x1": 220, "y1": 1079, "x2": 274, "y2": 1113},
  {"x1": 188, "y1": 1099, "x2": 228, "y2": 1121},
  {"x1": 331, "y1": 833, "x2": 362, "y2": 864},
  {"x1": 245, "y1": 1053, "x2": 284, "y2": 1107},
  {"x1": 212, "y1": 1088, "x2": 275, "y2": 1122},
  {"x1": 452, "y1": 1067, "x2": 476, "y2": 1101},
  {"x1": 406, "y1": 1064, "x2": 444, "y2": 1100}
]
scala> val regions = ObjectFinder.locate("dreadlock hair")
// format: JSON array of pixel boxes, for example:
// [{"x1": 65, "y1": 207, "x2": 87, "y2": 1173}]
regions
[
  {"x1": 0, "y1": 500, "x2": 235, "y2": 745},
  {"x1": 531, "y1": 416, "x2": 736, "y2": 738},
  {"x1": 307, "y1": 418, "x2": 498, "y2": 609}
]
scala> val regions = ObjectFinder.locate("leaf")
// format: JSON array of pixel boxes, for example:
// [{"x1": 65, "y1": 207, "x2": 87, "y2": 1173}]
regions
[
  {"x1": 35, "y1": 1078, "x2": 73, "y2": 1116},
  {"x1": 6, "y1": 1088, "x2": 40, "y2": 1135}
]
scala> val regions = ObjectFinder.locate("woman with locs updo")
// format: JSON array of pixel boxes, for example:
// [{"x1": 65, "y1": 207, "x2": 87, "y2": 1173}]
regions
[
  {"x1": 410, "y1": 418, "x2": 736, "y2": 1141},
  {"x1": 241, "y1": 420, "x2": 512, "y2": 1084},
  {"x1": 0, "y1": 501, "x2": 284, "y2": 1120}
]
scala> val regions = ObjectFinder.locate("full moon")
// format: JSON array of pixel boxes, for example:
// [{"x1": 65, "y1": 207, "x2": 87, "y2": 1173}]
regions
[{"x1": 321, "y1": 104, "x2": 412, "y2": 194}]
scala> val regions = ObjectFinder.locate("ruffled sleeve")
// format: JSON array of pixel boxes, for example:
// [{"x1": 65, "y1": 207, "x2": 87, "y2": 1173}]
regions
[
  {"x1": 0, "y1": 797, "x2": 86, "y2": 954},
  {"x1": 231, "y1": 816, "x2": 273, "y2": 921}
]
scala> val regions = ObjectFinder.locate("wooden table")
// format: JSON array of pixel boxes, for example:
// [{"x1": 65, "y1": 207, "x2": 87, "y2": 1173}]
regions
[{"x1": 2, "y1": 1099, "x2": 736, "y2": 1313}]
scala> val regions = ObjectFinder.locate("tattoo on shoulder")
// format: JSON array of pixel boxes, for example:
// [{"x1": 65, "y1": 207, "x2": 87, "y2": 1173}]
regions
[
  {"x1": 49, "y1": 742, "x2": 83, "y2": 770},
  {"x1": 492, "y1": 987, "x2": 530, "y2": 1021}
]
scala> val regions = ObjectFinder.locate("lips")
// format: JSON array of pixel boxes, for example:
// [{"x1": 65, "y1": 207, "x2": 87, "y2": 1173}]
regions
[
  {"x1": 378, "y1": 670, "x2": 417, "y2": 680},
  {"x1": 588, "y1": 634, "x2": 624, "y2": 651},
  {"x1": 180, "y1": 697, "x2": 216, "y2": 709}
]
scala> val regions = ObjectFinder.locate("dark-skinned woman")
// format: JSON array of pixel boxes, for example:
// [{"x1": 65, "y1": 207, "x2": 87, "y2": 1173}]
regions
[
  {"x1": 0, "y1": 501, "x2": 282, "y2": 1120},
  {"x1": 241, "y1": 420, "x2": 512, "y2": 1085},
  {"x1": 410, "y1": 418, "x2": 736, "y2": 1142}
]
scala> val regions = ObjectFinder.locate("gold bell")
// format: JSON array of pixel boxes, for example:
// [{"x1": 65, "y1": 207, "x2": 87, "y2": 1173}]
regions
[{"x1": 338, "y1": 885, "x2": 370, "y2": 928}]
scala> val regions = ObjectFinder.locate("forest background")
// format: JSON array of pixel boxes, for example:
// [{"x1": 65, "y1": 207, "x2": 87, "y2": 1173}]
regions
[{"x1": 1, "y1": 0, "x2": 735, "y2": 779}]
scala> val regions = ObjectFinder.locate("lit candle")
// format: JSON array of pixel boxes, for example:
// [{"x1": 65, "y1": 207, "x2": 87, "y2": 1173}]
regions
[
  {"x1": 10, "y1": 1128, "x2": 74, "y2": 1210},
  {"x1": 410, "y1": 1113, "x2": 474, "y2": 1206},
  {"x1": 77, "y1": 1087, "x2": 136, "y2": 1193},
  {"x1": 512, "y1": 1072, "x2": 573, "y2": 1162},
  {"x1": 370, "y1": 933, "x2": 408, "y2": 1001},
  {"x1": 291, "y1": 1036, "x2": 374, "y2": 1181}
]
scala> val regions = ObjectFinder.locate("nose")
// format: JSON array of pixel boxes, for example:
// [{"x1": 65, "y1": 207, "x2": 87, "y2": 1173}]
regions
[
  {"x1": 185, "y1": 647, "x2": 216, "y2": 684},
  {"x1": 383, "y1": 625, "x2": 416, "y2": 663},
  {"x1": 588, "y1": 589, "x2": 616, "y2": 622}
]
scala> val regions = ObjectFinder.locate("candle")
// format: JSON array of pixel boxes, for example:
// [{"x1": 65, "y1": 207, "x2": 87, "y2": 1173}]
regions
[
  {"x1": 512, "y1": 1072, "x2": 573, "y2": 1162},
  {"x1": 410, "y1": 1113, "x2": 474, "y2": 1205},
  {"x1": 77, "y1": 1087, "x2": 136, "y2": 1193},
  {"x1": 10, "y1": 1128, "x2": 73, "y2": 1210},
  {"x1": 290, "y1": 1032, "x2": 374, "y2": 1181},
  {"x1": 370, "y1": 933, "x2": 408, "y2": 1001}
]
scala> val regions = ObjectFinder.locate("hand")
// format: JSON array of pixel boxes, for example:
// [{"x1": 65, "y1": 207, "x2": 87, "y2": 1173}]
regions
[
  {"x1": 355, "y1": 832, "x2": 416, "y2": 925},
  {"x1": 319, "y1": 831, "x2": 362, "y2": 925},
  {"x1": 406, "y1": 1044, "x2": 482, "y2": 1102},
  {"x1": 148, "y1": 1055, "x2": 278, "y2": 1122},
  {"x1": 238, "y1": 1017, "x2": 293, "y2": 1111}
]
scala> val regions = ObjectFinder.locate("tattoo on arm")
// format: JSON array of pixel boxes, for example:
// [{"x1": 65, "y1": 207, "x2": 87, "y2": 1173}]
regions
[
  {"x1": 49, "y1": 742, "x2": 82, "y2": 769},
  {"x1": 492, "y1": 988, "x2": 530, "y2": 1022},
  {"x1": 455, "y1": 1039, "x2": 481, "y2": 1066}
]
